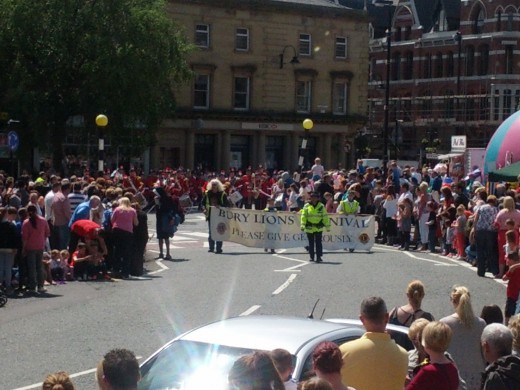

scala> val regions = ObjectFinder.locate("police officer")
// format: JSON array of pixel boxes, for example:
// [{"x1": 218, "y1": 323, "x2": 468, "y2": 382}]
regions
[
  {"x1": 301, "y1": 191, "x2": 330, "y2": 262},
  {"x1": 202, "y1": 179, "x2": 228, "y2": 254}
]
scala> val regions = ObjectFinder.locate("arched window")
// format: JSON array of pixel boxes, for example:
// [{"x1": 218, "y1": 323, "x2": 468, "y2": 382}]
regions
[
  {"x1": 472, "y1": 7, "x2": 485, "y2": 34},
  {"x1": 506, "y1": 8, "x2": 514, "y2": 31},
  {"x1": 465, "y1": 46, "x2": 475, "y2": 77},
  {"x1": 478, "y1": 44, "x2": 489, "y2": 76},
  {"x1": 496, "y1": 9, "x2": 502, "y2": 32}
]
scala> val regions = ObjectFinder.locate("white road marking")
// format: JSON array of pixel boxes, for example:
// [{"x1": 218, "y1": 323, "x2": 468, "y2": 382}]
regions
[
  {"x1": 401, "y1": 250, "x2": 457, "y2": 266},
  {"x1": 181, "y1": 232, "x2": 209, "y2": 238},
  {"x1": 147, "y1": 259, "x2": 169, "y2": 275},
  {"x1": 273, "y1": 254, "x2": 308, "y2": 272},
  {"x1": 13, "y1": 357, "x2": 142, "y2": 390},
  {"x1": 240, "y1": 305, "x2": 261, "y2": 316},
  {"x1": 272, "y1": 274, "x2": 297, "y2": 295}
]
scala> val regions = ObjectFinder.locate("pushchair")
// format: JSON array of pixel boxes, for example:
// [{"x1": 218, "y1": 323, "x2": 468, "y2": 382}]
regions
[{"x1": 0, "y1": 290, "x2": 7, "y2": 307}]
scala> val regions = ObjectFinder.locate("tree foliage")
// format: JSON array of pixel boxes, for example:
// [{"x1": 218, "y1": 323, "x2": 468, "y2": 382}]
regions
[{"x1": 0, "y1": 0, "x2": 192, "y2": 169}]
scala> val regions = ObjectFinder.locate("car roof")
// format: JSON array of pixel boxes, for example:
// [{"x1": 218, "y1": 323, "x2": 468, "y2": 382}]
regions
[
  {"x1": 325, "y1": 318, "x2": 410, "y2": 334},
  {"x1": 178, "y1": 315, "x2": 364, "y2": 354}
]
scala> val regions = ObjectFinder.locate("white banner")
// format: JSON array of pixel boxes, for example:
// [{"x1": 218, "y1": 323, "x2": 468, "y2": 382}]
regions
[{"x1": 210, "y1": 207, "x2": 375, "y2": 251}]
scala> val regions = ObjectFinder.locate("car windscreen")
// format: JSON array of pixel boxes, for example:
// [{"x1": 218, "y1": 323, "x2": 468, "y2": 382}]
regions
[{"x1": 138, "y1": 340, "x2": 256, "y2": 390}]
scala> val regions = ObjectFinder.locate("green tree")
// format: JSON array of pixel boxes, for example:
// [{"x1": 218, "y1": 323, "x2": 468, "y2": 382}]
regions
[{"x1": 0, "y1": 0, "x2": 192, "y2": 171}]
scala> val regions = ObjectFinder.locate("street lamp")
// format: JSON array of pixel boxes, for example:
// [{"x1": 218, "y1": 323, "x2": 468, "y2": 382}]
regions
[
  {"x1": 373, "y1": 0, "x2": 394, "y2": 170},
  {"x1": 279, "y1": 45, "x2": 300, "y2": 69},
  {"x1": 95, "y1": 114, "x2": 108, "y2": 175},
  {"x1": 299, "y1": 118, "x2": 313, "y2": 174}
]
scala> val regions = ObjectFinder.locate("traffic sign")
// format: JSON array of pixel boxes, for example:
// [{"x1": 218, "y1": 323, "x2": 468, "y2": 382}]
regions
[{"x1": 7, "y1": 131, "x2": 19, "y2": 151}]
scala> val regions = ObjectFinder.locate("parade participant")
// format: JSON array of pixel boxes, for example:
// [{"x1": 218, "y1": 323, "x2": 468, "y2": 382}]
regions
[
  {"x1": 264, "y1": 197, "x2": 280, "y2": 254},
  {"x1": 337, "y1": 189, "x2": 359, "y2": 215},
  {"x1": 202, "y1": 179, "x2": 228, "y2": 254},
  {"x1": 301, "y1": 191, "x2": 330, "y2": 262}
]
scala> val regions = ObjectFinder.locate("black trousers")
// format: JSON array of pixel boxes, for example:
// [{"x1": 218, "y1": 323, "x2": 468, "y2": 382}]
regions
[{"x1": 306, "y1": 231, "x2": 323, "y2": 260}]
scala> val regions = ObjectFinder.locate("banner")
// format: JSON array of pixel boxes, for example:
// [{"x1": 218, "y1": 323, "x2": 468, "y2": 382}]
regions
[{"x1": 210, "y1": 207, "x2": 375, "y2": 251}]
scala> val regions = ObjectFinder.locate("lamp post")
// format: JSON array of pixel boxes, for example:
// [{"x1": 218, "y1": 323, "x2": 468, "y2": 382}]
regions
[
  {"x1": 300, "y1": 118, "x2": 313, "y2": 175},
  {"x1": 453, "y1": 31, "x2": 462, "y2": 128},
  {"x1": 95, "y1": 114, "x2": 108, "y2": 175},
  {"x1": 373, "y1": 0, "x2": 394, "y2": 170}
]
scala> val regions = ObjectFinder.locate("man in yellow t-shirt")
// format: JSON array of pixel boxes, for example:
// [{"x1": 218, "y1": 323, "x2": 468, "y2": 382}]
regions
[{"x1": 340, "y1": 296, "x2": 408, "y2": 390}]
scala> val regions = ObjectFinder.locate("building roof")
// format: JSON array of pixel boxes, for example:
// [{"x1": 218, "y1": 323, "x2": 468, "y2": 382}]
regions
[{"x1": 414, "y1": 0, "x2": 460, "y2": 32}]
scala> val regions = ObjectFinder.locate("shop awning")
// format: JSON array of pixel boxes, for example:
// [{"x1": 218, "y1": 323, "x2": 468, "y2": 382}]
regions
[
  {"x1": 437, "y1": 152, "x2": 464, "y2": 160},
  {"x1": 488, "y1": 161, "x2": 520, "y2": 182}
]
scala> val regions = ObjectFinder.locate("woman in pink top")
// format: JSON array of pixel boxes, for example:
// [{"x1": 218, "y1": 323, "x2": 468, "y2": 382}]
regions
[
  {"x1": 21, "y1": 204, "x2": 50, "y2": 293},
  {"x1": 111, "y1": 197, "x2": 138, "y2": 278},
  {"x1": 494, "y1": 196, "x2": 520, "y2": 278}
]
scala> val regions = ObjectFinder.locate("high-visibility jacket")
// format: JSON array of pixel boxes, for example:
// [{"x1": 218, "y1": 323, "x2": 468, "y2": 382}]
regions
[
  {"x1": 338, "y1": 199, "x2": 360, "y2": 215},
  {"x1": 301, "y1": 202, "x2": 330, "y2": 233}
]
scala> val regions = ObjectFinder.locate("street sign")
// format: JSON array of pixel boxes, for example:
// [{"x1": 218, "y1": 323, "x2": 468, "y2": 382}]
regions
[
  {"x1": 7, "y1": 131, "x2": 19, "y2": 151},
  {"x1": 426, "y1": 153, "x2": 439, "y2": 159}
]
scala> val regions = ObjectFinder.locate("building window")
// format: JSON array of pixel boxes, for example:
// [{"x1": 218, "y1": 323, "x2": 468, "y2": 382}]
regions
[
  {"x1": 233, "y1": 76, "x2": 250, "y2": 110},
  {"x1": 434, "y1": 53, "x2": 443, "y2": 78},
  {"x1": 423, "y1": 54, "x2": 432, "y2": 78},
  {"x1": 478, "y1": 44, "x2": 489, "y2": 76},
  {"x1": 403, "y1": 26, "x2": 411, "y2": 40},
  {"x1": 496, "y1": 10, "x2": 502, "y2": 32},
  {"x1": 299, "y1": 33, "x2": 312, "y2": 56},
  {"x1": 332, "y1": 81, "x2": 348, "y2": 115},
  {"x1": 444, "y1": 91, "x2": 454, "y2": 119},
  {"x1": 465, "y1": 46, "x2": 475, "y2": 77},
  {"x1": 515, "y1": 90, "x2": 520, "y2": 114},
  {"x1": 446, "y1": 52, "x2": 454, "y2": 77},
  {"x1": 195, "y1": 24, "x2": 209, "y2": 48},
  {"x1": 193, "y1": 74, "x2": 210, "y2": 109},
  {"x1": 394, "y1": 27, "x2": 401, "y2": 42},
  {"x1": 392, "y1": 52, "x2": 401, "y2": 81},
  {"x1": 473, "y1": 8, "x2": 485, "y2": 34},
  {"x1": 296, "y1": 80, "x2": 312, "y2": 112},
  {"x1": 235, "y1": 28, "x2": 249, "y2": 51},
  {"x1": 403, "y1": 52, "x2": 413, "y2": 80},
  {"x1": 506, "y1": 45, "x2": 514, "y2": 74},
  {"x1": 503, "y1": 89, "x2": 512, "y2": 118},
  {"x1": 493, "y1": 89, "x2": 500, "y2": 120},
  {"x1": 335, "y1": 37, "x2": 347, "y2": 59},
  {"x1": 507, "y1": 10, "x2": 514, "y2": 31}
]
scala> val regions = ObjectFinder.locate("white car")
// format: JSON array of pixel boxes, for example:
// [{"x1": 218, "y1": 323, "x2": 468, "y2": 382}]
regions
[{"x1": 138, "y1": 315, "x2": 411, "y2": 390}]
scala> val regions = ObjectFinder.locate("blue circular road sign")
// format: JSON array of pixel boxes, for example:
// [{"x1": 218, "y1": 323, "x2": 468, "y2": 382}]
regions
[{"x1": 7, "y1": 131, "x2": 19, "y2": 151}]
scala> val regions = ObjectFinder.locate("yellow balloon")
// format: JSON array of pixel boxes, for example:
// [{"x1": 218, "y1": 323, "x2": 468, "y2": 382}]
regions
[
  {"x1": 95, "y1": 114, "x2": 108, "y2": 127},
  {"x1": 303, "y1": 118, "x2": 313, "y2": 130}
]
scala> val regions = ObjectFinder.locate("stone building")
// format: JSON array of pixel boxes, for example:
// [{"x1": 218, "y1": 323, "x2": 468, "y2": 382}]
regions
[
  {"x1": 368, "y1": 0, "x2": 520, "y2": 162},
  {"x1": 152, "y1": 0, "x2": 369, "y2": 171}
]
